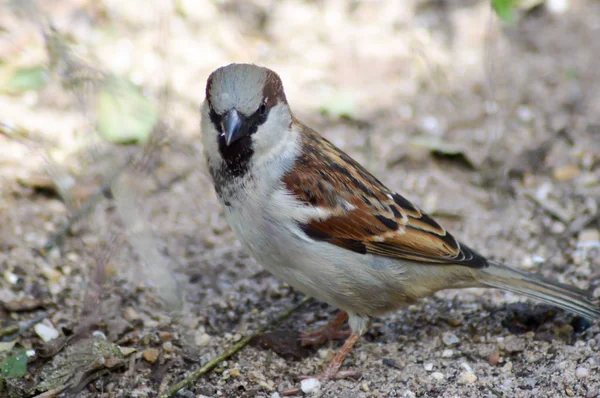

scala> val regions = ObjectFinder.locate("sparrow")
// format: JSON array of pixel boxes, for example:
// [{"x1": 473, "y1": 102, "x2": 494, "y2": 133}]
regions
[{"x1": 201, "y1": 63, "x2": 600, "y2": 390}]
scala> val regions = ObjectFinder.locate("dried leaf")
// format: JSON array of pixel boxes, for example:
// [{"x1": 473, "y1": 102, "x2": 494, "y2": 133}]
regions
[{"x1": 0, "y1": 341, "x2": 16, "y2": 353}]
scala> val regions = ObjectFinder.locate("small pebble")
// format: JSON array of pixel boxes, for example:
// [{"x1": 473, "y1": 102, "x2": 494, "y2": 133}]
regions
[
  {"x1": 34, "y1": 323, "x2": 59, "y2": 342},
  {"x1": 441, "y1": 349, "x2": 453, "y2": 358},
  {"x1": 143, "y1": 348, "x2": 160, "y2": 364},
  {"x1": 460, "y1": 363, "x2": 474, "y2": 373},
  {"x1": 531, "y1": 255, "x2": 545, "y2": 264},
  {"x1": 40, "y1": 265, "x2": 62, "y2": 282},
  {"x1": 162, "y1": 341, "x2": 173, "y2": 352},
  {"x1": 445, "y1": 317, "x2": 463, "y2": 327},
  {"x1": 442, "y1": 332, "x2": 460, "y2": 346},
  {"x1": 175, "y1": 389, "x2": 195, "y2": 398},
  {"x1": 500, "y1": 335, "x2": 525, "y2": 353},
  {"x1": 547, "y1": 0, "x2": 569, "y2": 13},
  {"x1": 424, "y1": 362, "x2": 434, "y2": 371},
  {"x1": 123, "y1": 307, "x2": 141, "y2": 321},
  {"x1": 431, "y1": 372, "x2": 444, "y2": 381},
  {"x1": 270, "y1": 393, "x2": 281, "y2": 398},
  {"x1": 575, "y1": 366, "x2": 589, "y2": 379},
  {"x1": 578, "y1": 229, "x2": 600, "y2": 249},
  {"x1": 3, "y1": 271, "x2": 18, "y2": 284},
  {"x1": 421, "y1": 115, "x2": 441, "y2": 135},
  {"x1": 459, "y1": 372, "x2": 477, "y2": 384},
  {"x1": 300, "y1": 378, "x2": 321, "y2": 394},
  {"x1": 489, "y1": 351, "x2": 500, "y2": 366},
  {"x1": 361, "y1": 383, "x2": 369, "y2": 392},
  {"x1": 516, "y1": 105, "x2": 533, "y2": 122},
  {"x1": 257, "y1": 380, "x2": 274, "y2": 391},
  {"x1": 195, "y1": 332, "x2": 211, "y2": 346},
  {"x1": 551, "y1": 221, "x2": 566, "y2": 234},
  {"x1": 105, "y1": 357, "x2": 122, "y2": 368},
  {"x1": 249, "y1": 370, "x2": 266, "y2": 381},
  {"x1": 230, "y1": 368, "x2": 241, "y2": 377},
  {"x1": 553, "y1": 165, "x2": 580, "y2": 181},
  {"x1": 119, "y1": 347, "x2": 137, "y2": 356},
  {"x1": 318, "y1": 348, "x2": 333, "y2": 360}
]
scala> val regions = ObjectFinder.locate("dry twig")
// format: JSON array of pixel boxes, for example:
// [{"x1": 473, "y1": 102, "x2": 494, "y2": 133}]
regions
[{"x1": 159, "y1": 297, "x2": 311, "y2": 398}]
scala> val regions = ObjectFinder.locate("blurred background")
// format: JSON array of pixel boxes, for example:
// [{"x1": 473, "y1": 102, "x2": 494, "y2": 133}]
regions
[{"x1": 0, "y1": 0, "x2": 599, "y2": 396}]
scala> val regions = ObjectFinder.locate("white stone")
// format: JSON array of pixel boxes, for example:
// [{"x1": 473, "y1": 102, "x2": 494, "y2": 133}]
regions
[
  {"x1": 460, "y1": 372, "x2": 477, "y2": 383},
  {"x1": 34, "y1": 323, "x2": 59, "y2": 342},
  {"x1": 431, "y1": 372, "x2": 445, "y2": 381},
  {"x1": 547, "y1": 0, "x2": 569, "y2": 14},
  {"x1": 442, "y1": 332, "x2": 460, "y2": 346},
  {"x1": 424, "y1": 362, "x2": 434, "y2": 371},
  {"x1": 195, "y1": 332, "x2": 211, "y2": 346},
  {"x1": 441, "y1": 349, "x2": 454, "y2": 358},
  {"x1": 516, "y1": 105, "x2": 534, "y2": 122},
  {"x1": 3, "y1": 271, "x2": 18, "y2": 284},
  {"x1": 575, "y1": 367, "x2": 589, "y2": 379},
  {"x1": 300, "y1": 378, "x2": 321, "y2": 394},
  {"x1": 460, "y1": 362, "x2": 474, "y2": 373}
]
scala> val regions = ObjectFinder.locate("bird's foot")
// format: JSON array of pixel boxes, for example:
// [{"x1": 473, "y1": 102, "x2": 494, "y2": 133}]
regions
[
  {"x1": 299, "y1": 311, "x2": 349, "y2": 347},
  {"x1": 299, "y1": 328, "x2": 351, "y2": 347},
  {"x1": 282, "y1": 332, "x2": 361, "y2": 396}
]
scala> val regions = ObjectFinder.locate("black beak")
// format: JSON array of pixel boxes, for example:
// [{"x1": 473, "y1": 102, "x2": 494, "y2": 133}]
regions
[{"x1": 222, "y1": 109, "x2": 243, "y2": 146}]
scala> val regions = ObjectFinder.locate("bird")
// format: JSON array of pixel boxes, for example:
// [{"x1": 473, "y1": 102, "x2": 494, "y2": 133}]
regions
[{"x1": 200, "y1": 63, "x2": 600, "y2": 391}]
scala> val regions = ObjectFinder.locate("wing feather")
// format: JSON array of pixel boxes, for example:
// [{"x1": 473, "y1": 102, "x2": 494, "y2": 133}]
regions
[{"x1": 283, "y1": 124, "x2": 488, "y2": 269}]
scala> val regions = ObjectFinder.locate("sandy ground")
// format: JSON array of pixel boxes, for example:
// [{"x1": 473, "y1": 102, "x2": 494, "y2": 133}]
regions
[{"x1": 0, "y1": 0, "x2": 599, "y2": 397}]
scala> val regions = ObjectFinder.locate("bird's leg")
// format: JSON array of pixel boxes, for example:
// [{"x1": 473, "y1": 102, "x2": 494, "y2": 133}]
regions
[
  {"x1": 283, "y1": 332, "x2": 362, "y2": 396},
  {"x1": 321, "y1": 332, "x2": 361, "y2": 379},
  {"x1": 299, "y1": 310, "x2": 350, "y2": 347}
]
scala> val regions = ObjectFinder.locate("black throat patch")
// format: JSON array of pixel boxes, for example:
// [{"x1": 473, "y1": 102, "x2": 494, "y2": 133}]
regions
[{"x1": 208, "y1": 105, "x2": 269, "y2": 194}]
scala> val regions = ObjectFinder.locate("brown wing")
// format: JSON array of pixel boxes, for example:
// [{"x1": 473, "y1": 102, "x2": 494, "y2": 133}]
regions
[{"x1": 283, "y1": 124, "x2": 487, "y2": 269}]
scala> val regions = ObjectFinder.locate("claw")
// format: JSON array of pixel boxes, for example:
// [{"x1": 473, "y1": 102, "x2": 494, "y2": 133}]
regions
[
  {"x1": 299, "y1": 311, "x2": 349, "y2": 347},
  {"x1": 281, "y1": 332, "x2": 362, "y2": 395}
]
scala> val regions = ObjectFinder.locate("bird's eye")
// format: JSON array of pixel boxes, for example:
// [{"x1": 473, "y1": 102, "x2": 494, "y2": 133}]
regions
[{"x1": 259, "y1": 103, "x2": 266, "y2": 116}]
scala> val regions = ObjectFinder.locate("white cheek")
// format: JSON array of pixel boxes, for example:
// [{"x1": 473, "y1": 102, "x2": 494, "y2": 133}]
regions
[{"x1": 251, "y1": 103, "x2": 292, "y2": 162}]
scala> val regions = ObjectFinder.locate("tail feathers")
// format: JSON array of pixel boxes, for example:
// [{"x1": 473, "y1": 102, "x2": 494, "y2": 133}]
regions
[{"x1": 480, "y1": 261, "x2": 600, "y2": 321}]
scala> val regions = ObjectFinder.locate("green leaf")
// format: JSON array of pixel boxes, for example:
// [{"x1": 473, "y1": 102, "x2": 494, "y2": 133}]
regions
[
  {"x1": 96, "y1": 76, "x2": 158, "y2": 144},
  {"x1": 492, "y1": 0, "x2": 519, "y2": 23},
  {"x1": 3, "y1": 66, "x2": 48, "y2": 93},
  {"x1": 0, "y1": 350, "x2": 28, "y2": 378}
]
